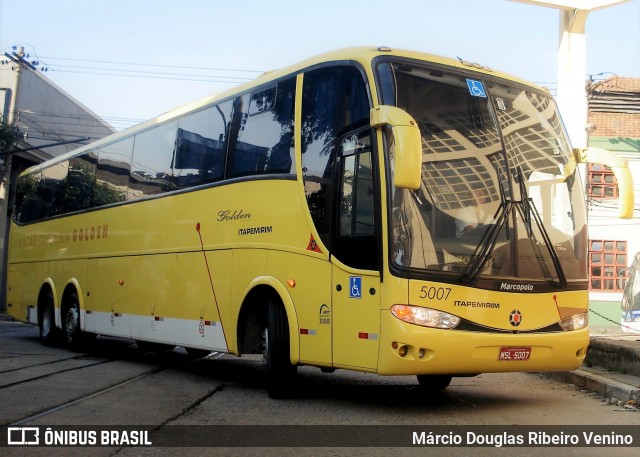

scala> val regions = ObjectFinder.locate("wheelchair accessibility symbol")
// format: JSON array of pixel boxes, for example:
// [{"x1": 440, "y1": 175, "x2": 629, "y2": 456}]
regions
[
  {"x1": 466, "y1": 79, "x2": 487, "y2": 98},
  {"x1": 349, "y1": 276, "x2": 362, "y2": 299}
]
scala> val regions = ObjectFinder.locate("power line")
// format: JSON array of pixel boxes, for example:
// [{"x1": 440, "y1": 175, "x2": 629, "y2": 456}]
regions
[
  {"x1": 5, "y1": 46, "x2": 265, "y2": 131},
  {"x1": 8, "y1": 48, "x2": 262, "y2": 85},
  {"x1": 40, "y1": 55, "x2": 265, "y2": 74},
  {"x1": 18, "y1": 109, "x2": 143, "y2": 124},
  {"x1": 48, "y1": 63, "x2": 255, "y2": 81},
  {"x1": 51, "y1": 68, "x2": 252, "y2": 84}
]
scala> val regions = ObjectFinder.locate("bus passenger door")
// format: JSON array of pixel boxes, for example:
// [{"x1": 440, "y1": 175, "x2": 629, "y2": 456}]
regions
[
  {"x1": 299, "y1": 65, "x2": 380, "y2": 370},
  {"x1": 332, "y1": 265, "x2": 381, "y2": 370},
  {"x1": 331, "y1": 130, "x2": 381, "y2": 370}
]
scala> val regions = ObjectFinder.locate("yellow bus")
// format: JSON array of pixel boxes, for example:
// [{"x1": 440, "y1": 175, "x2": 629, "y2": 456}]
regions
[{"x1": 6, "y1": 47, "x2": 634, "y2": 397}]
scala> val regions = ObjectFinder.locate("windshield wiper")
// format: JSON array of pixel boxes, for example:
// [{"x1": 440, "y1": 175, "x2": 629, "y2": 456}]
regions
[
  {"x1": 462, "y1": 198, "x2": 510, "y2": 283},
  {"x1": 517, "y1": 167, "x2": 533, "y2": 238},
  {"x1": 463, "y1": 168, "x2": 568, "y2": 287},
  {"x1": 515, "y1": 167, "x2": 567, "y2": 288},
  {"x1": 462, "y1": 172, "x2": 510, "y2": 283}
]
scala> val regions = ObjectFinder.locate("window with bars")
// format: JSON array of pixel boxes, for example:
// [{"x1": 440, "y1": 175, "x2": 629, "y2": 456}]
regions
[
  {"x1": 587, "y1": 163, "x2": 618, "y2": 199},
  {"x1": 589, "y1": 239, "x2": 627, "y2": 291}
]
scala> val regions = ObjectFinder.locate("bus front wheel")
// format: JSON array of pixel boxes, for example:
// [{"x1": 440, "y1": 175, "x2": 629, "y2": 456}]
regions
[
  {"x1": 417, "y1": 374, "x2": 452, "y2": 391},
  {"x1": 264, "y1": 299, "x2": 297, "y2": 398}
]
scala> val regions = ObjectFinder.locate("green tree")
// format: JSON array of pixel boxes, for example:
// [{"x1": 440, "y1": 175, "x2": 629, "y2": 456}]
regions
[{"x1": 0, "y1": 121, "x2": 17, "y2": 153}]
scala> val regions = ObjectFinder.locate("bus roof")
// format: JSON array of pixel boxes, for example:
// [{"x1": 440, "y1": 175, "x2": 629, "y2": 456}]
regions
[{"x1": 18, "y1": 46, "x2": 539, "y2": 178}]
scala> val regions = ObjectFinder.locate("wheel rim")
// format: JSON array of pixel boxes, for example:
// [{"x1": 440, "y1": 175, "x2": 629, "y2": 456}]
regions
[
  {"x1": 64, "y1": 306, "x2": 79, "y2": 342},
  {"x1": 262, "y1": 327, "x2": 270, "y2": 366},
  {"x1": 41, "y1": 310, "x2": 52, "y2": 338}
]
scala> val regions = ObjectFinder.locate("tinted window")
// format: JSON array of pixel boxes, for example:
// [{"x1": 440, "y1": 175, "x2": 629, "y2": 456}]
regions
[
  {"x1": 248, "y1": 86, "x2": 276, "y2": 115},
  {"x1": 130, "y1": 121, "x2": 177, "y2": 198},
  {"x1": 13, "y1": 78, "x2": 299, "y2": 224},
  {"x1": 65, "y1": 152, "x2": 97, "y2": 213},
  {"x1": 95, "y1": 137, "x2": 132, "y2": 204},
  {"x1": 40, "y1": 161, "x2": 69, "y2": 219},
  {"x1": 301, "y1": 65, "x2": 370, "y2": 246},
  {"x1": 14, "y1": 173, "x2": 43, "y2": 223},
  {"x1": 15, "y1": 162, "x2": 70, "y2": 222},
  {"x1": 227, "y1": 78, "x2": 296, "y2": 179},
  {"x1": 174, "y1": 102, "x2": 232, "y2": 188}
]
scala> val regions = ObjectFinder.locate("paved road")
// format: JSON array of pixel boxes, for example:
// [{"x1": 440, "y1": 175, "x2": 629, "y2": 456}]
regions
[{"x1": 1, "y1": 318, "x2": 638, "y2": 457}]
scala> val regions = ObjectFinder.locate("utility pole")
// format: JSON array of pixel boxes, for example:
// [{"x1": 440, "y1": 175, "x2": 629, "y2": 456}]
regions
[{"x1": 509, "y1": 0, "x2": 631, "y2": 148}]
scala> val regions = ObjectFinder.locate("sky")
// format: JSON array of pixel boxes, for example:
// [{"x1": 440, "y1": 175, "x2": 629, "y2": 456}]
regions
[{"x1": 1, "y1": 0, "x2": 639, "y2": 131}]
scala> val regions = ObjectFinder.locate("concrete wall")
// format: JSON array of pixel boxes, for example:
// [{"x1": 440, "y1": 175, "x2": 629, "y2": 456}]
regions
[
  {"x1": 586, "y1": 137, "x2": 640, "y2": 333},
  {"x1": 0, "y1": 56, "x2": 115, "y2": 309}
]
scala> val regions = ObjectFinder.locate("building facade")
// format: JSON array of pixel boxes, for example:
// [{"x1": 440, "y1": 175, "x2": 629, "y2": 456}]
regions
[
  {"x1": 585, "y1": 76, "x2": 640, "y2": 332},
  {"x1": 0, "y1": 49, "x2": 115, "y2": 309}
]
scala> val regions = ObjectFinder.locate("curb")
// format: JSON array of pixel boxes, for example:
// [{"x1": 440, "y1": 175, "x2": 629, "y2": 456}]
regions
[
  {"x1": 540, "y1": 334, "x2": 640, "y2": 410},
  {"x1": 587, "y1": 337, "x2": 640, "y2": 377},
  {"x1": 542, "y1": 369, "x2": 640, "y2": 407}
]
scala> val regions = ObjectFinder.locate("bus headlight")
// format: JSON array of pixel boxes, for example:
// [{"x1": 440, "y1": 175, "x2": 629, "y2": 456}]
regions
[
  {"x1": 391, "y1": 305, "x2": 460, "y2": 329},
  {"x1": 558, "y1": 313, "x2": 588, "y2": 331}
]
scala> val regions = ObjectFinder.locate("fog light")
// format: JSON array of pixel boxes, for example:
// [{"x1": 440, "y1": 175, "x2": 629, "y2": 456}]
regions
[
  {"x1": 398, "y1": 345, "x2": 408, "y2": 357},
  {"x1": 418, "y1": 348, "x2": 425, "y2": 359}
]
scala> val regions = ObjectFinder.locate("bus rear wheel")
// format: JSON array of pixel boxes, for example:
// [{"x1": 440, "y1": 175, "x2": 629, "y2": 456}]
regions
[
  {"x1": 62, "y1": 292, "x2": 94, "y2": 350},
  {"x1": 264, "y1": 299, "x2": 297, "y2": 399},
  {"x1": 39, "y1": 290, "x2": 58, "y2": 346},
  {"x1": 416, "y1": 374, "x2": 452, "y2": 391}
]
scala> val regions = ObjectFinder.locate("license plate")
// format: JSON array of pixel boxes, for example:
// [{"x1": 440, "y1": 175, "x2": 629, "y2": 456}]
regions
[{"x1": 498, "y1": 347, "x2": 531, "y2": 361}]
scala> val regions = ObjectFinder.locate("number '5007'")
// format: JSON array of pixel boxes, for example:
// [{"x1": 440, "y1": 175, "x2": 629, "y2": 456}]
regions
[{"x1": 419, "y1": 286, "x2": 451, "y2": 300}]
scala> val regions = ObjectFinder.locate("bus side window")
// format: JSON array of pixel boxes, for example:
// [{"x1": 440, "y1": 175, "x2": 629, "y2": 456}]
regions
[
  {"x1": 95, "y1": 137, "x2": 133, "y2": 204},
  {"x1": 227, "y1": 77, "x2": 296, "y2": 179},
  {"x1": 40, "y1": 161, "x2": 69, "y2": 219},
  {"x1": 14, "y1": 173, "x2": 44, "y2": 223},
  {"x1": 65, "y1": 152, "x2": 98, "y2": 213},
  {"x1": 130, "y1": 121, "x2": 177, "y2": 198},
  {"x1": 174, "y1": 102, "x2": 232, "y2": 188}
]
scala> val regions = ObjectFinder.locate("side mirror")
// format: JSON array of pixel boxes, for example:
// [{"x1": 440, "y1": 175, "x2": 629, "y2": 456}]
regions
[{"x1": 370, "y1": 106, "x2": 422, "y2": 190}]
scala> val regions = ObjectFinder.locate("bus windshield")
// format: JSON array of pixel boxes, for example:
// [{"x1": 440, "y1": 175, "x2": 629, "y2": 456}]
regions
[{"x1": 378, "y1": 61, "x2": 588, "y2": 284}]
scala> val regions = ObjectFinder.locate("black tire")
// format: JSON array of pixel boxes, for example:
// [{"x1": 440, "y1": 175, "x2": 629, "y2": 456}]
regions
[
  {"x1": 62, "y1": 292, "x2": 82, "y2": 349},
  {"x1": 416, "y1": 374, "x2": 452, "y2": 391},
  {"x1": 39, "y1": 290, "x2": 59, "y2": 346},
  {"x1": 265, "y1": 299, "x2": 297, "y2": 398}
]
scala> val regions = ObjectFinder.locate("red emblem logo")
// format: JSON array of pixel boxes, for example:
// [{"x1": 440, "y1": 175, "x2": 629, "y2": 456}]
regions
[{"x1": 509, "y1": 310, "x2": 522, "y2": 327}]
